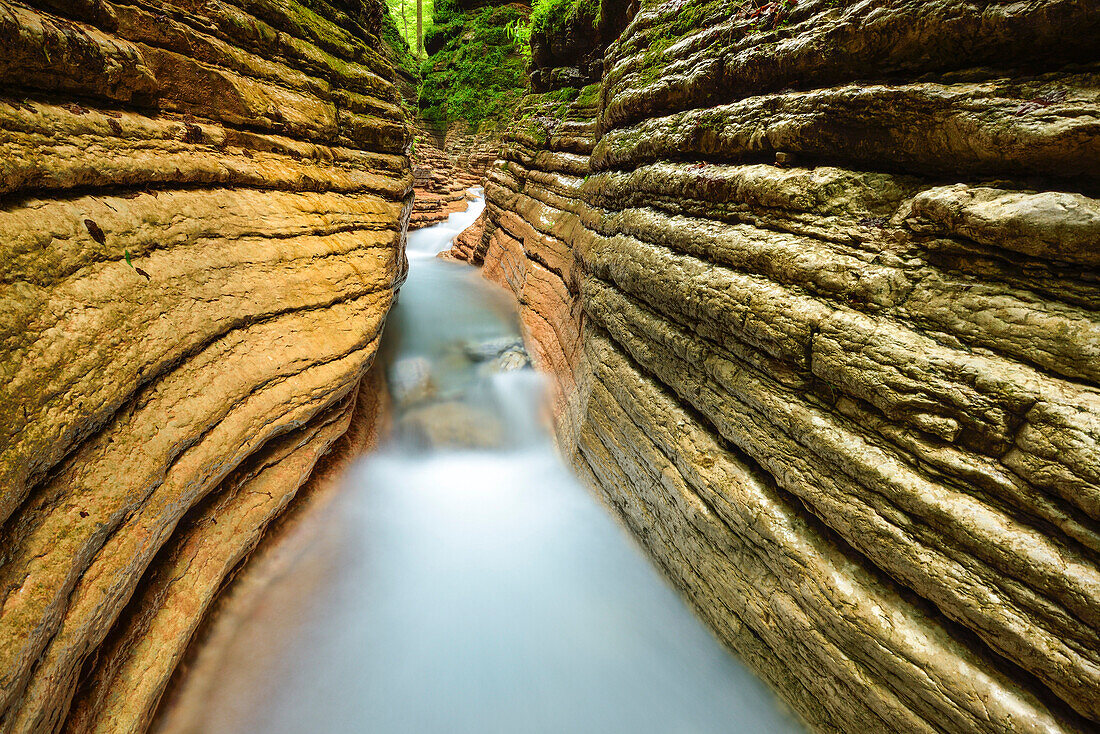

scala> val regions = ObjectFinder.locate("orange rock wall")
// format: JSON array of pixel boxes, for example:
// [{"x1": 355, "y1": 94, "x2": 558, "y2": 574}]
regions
[
  {"x1": 463, "y1": 1, "x2": 1100, "y2": 731},
  {"x1": 0, "y1": 1, "x2": 410, "y2": 731}
]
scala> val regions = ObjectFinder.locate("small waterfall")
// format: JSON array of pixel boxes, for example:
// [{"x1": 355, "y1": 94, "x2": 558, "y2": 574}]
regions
[{"x1": 405, "y1": 188, "x2": 486, "y2": 259}]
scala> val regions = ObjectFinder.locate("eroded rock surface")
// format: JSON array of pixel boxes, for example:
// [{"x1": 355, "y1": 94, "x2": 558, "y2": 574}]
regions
[
  {"x1": 460, "y1": 0, "x2": 1100, "y2": 730},
  {"x1": 408, "y1": 120, "x2": 491, "y2": 229},
  {"x1": 0, "y1": 0, "x2": 410, "y2": 731}
]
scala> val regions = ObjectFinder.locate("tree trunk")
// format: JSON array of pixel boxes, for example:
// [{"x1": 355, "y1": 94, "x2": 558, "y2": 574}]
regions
[{"x1": 416, "y1": 0, "x2": 423, "y2": 56}]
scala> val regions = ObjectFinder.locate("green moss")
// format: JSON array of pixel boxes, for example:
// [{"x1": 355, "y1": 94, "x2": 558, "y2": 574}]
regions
[
  {"x1": 530, "y1": 0, "x2": 599, "y2": 38},
  {"x1": 659, "y1": 0, "x2": 734, "y2": 37},
  {"x1": 635, "y1": 34, "x2": 675, "y2": 85},
  {"x1": 628, "y1": 0, "x2": 766, "y2": 87},
  {"x1": 575, "y1": 83, "x2": 601, "y2": 107},
  {"x1": 419, "y1": 1, "x2": 531, "y2": 131},
  {"x1": 544, "y1": 86, "x2": 580, "y2": 102},
  {"x1": 639, "y1": 0, "x2": 799, "y2": 38}
]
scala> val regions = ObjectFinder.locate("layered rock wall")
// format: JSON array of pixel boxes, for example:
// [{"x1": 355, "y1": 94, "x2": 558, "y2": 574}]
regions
[
  {"x1": 408, "y1": 120, "x2": 493, "y2": 229},
  {"x1": 443, "y1": 121, "x2": 499, "y2": 182},
  {"x1": 463, "y1": 0, "x2": 1100, "y2": 731},
  {"x1": 0, "y1": 0, "x2": 410, "y2": 731}
]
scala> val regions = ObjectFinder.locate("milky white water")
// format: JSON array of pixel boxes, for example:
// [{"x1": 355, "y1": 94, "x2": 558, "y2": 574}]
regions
[{"x1": 188, "y1": 192, "x2": 805, "y2": 733}]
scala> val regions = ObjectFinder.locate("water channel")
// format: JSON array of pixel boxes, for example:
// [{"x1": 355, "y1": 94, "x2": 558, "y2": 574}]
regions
[{"x1": 170, "y1": 192, "x2": 804, "y2": 734}]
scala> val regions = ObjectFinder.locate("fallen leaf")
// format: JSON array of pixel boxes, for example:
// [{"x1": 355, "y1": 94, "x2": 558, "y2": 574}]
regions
[{"x1": 84, "y1": 219, "x2": 106, "y2": 244}]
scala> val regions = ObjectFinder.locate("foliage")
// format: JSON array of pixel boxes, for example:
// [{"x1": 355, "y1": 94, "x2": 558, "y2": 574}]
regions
[
  {"x1": 386, "y1": 0, "x2": 434, "y2": 56},
  {"x1": 506, "y1": 17, "x2": 531, "y2": 60},
  {"x1": 411, "y1": 0, "x2": 607, "y2": 131},
  {"x1": 419, "y1": 2, "x2": 531, "y2": 131},
  {"x1": 529, "y1": 0, "x2": 599, "y2": 39},
  {"x1": 380, "y1": 7, "x2": 422, "y2": 79}
]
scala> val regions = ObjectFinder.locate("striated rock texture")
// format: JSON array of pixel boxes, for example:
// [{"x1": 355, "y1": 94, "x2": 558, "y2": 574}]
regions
[
  {"x1": 528, "y1": 0, "x2": 635, "y2": 91},
  {"x1": 0, "y1": 0, "x2": 410, "y2": 732},
  {"x1": 443, "y1": 121, "x2": 500, "y2": 183},
  {"x1": 408, "y1": 120, "x2": 491, "y2": 229},
  {"x1": 141, "y1": 363, "x2": 392, "y2": 734},
  {"x1": 460, "y1": 0, "x2": 1100, "y2": 731},
  {"x1": 409, "y1": 123, "x2": 472, "y2": 228}
]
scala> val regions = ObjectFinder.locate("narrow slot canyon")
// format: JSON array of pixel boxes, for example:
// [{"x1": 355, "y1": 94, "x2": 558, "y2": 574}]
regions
[{"x1": 0, "y1": 1, "x2": 1098, "y2": 733}]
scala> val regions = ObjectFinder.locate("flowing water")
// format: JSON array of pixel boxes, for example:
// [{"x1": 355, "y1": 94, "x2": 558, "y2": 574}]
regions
[{"x1": 172, "y1": 192, "x2": 804, "y2": 733}]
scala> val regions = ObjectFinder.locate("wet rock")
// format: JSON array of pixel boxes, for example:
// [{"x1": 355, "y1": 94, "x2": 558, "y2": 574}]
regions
[
  {"x1": 408, "y1": 119, "x2": 497, "y2": 230},
  {"x1": 444, "y1": 210, "x2": 487, "y2": 263},
  {"x1": 486, "y1": 348, "x2": 531, "y2": 373},
  {"x1": 461, "y1": 336, "x2": 531, "y2": 374},
  {"x1": 463, "y1": 336, "x2": 525, "y2": 361},
  {"x1": 398, "y1": 400, "x2": 504, "y2": 450},
  {"x1": 463, "y1": 0, "x2": 1100, "y2": 731},
  {"x1": 389, "y1": 356, "x2": 437, "y2": 407},
  {"x1": 0, "y1": 1, "x2": 409, "y2": 731}
]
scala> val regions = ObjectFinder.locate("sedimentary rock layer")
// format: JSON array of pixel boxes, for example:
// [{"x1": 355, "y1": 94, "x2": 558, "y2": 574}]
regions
[
  {"x1": 408, "y1": 120, "x2": 491, "y2": 229},
  {"x1": 463, "y1": 0, "x2": 1100, "y2": 730},
  {"x1": 0, "y1": 1, "x2": 410, "y2": 731}
]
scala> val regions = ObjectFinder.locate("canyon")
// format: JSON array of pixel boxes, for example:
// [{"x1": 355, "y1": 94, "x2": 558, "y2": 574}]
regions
[{"x1": 0, "y1": 0, "x2": 1098, "y2": 732}]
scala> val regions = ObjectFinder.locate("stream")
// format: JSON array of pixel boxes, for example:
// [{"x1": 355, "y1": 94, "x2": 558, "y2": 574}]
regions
[{"x1": 173, "y1": 192, "x2": 804, "y2": 733}]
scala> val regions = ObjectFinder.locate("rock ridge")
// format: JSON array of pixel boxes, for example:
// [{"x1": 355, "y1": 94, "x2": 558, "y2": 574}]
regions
[
  {"x1": 456, "y1": 0, "x2": 1100, "y2": 730},
  {"x1": 0, "y1": 0, "x2": 409, "y2": 731}
]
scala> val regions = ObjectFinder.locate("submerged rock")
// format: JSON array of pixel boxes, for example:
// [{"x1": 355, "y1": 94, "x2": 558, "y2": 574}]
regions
[
  {"x1": 398, "y1": 400, "x2": 505, "y2": 450},
  {"x1": 463, "y1": 335, "x2": 526, "y2": 361},
  {"x1": 461, "y1": 335, "x2": 532, "y2": 374},
  {"x1": 389, "y1": 356, "x2": 438, "y2": 407},
  {"x1": 484, "y1": 348, "x2": 531, "y2": 373}
]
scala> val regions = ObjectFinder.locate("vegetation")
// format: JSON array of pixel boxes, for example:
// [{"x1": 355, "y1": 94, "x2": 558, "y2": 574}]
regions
[
  {"x1": 575, "y1": 82, "x2": 601, "y2": 107},
  {"x1": 529, "y1": 0, "x2": 599, "y2": 39},
  {"x1": 380, "y1": 7, "x2": 422, "y2": 82},
  {"x1": 386, "y1": 0, "x2": 433, "y2": 56},
  {"x1": 418, "y1": 0, "x2": 531, "y2": 131},
  {"x1": 380, "y1": 0, "x2": 804, "y2": 132},
  {"x1": 382, "y1": 0, "x2": 607, "y2": 131},
  {"x1": 506, "y1": 16, "x2": 532, "y2": 60}
]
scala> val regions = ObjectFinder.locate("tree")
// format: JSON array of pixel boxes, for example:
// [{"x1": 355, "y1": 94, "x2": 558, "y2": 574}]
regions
[
  {"x1": 416, "y1": 0, "x2": 423, "y2": 56},
  {"x1": 385, "y1": 0, "x2": 431, "y2": 57}
]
